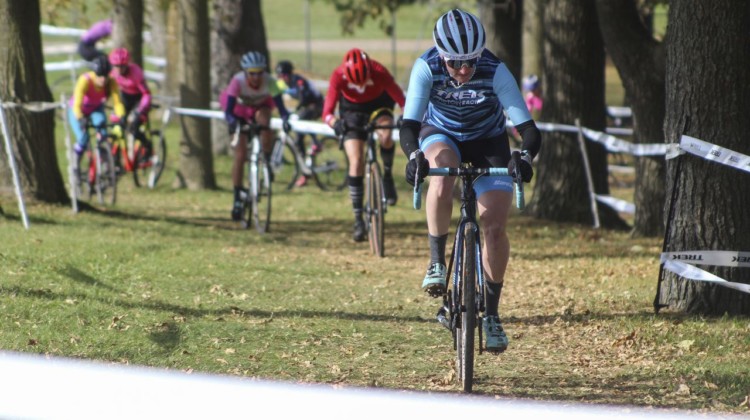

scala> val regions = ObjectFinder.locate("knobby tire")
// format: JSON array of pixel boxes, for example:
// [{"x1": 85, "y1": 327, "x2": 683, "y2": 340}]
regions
[{"x1": 457, "y1": 224, "x2": 477, "y2": 393}]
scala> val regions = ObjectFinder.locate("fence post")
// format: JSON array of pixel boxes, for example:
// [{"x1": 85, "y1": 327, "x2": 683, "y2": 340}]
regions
[
  {"x1": 0, "y1": 104, "x2": 30, "y2": 229},
  {"x1": 575, "y1": 118, "x2": 599, "y2": 229}
]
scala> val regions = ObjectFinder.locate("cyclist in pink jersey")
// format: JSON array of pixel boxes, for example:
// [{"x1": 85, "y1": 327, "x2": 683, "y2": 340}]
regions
[
  {"x1": 522, "y1": 74, "x2": 543, "y2": 119},
  {"x1": 109, "y1": 48, "x2": 152, "y2": 150},
  {"x1": 322, "y1": 48, "x2": 405, "y2": 242},
  {"x1": 219, "y1": 51, "x2": 292, "y2": 221}
]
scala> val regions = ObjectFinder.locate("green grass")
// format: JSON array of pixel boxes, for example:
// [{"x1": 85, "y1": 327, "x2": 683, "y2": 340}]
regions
[{"x1": 2, "y1": 119, "x2": 749, "y2": 413}]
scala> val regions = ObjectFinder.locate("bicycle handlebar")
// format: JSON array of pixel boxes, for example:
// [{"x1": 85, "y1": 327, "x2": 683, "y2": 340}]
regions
[
  {"x1": 413, "y1": 166, "x2": 525, "y2": 211},
  {"x1": 231, "y1": 122, "x2": 270, "y2": 148}
]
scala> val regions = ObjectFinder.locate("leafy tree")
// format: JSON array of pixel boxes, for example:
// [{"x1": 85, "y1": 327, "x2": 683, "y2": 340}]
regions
[
  {"x1": 659, "y1": 0, "x2": 750, "y2": 315},
  {"x1": 0, "y1": 0, "x2": 68, "y2": 204},
  {"x1": 527, "y1": 0, "x2": 628, "y2": 229}
]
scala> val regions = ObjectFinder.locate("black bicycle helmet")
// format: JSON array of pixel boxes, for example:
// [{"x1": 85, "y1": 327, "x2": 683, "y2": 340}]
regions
[
  {"x1": 275, "y1": 60, "x2": 294, "y2": 76},
  {"x1": 92, "y1": 54, "x2": 112, "y2": 77}
]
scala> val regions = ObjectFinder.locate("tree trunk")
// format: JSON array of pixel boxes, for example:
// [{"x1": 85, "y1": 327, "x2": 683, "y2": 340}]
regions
[
  {"x1": 0, "y1": 0, "x2": 67, "y2": 204},
  {"x1": 175, "y1": 0, "x2": 215, "y2": 190},
  {"x1": 478, "y1": 0, "x2": 523, "y2": 81},
  {"x1": 595, "y1": 0, "x2": 666, "y2": 238},
  {"x1": 164, "y1": 0, "x2": 180, "y2": 101},
  {"x1": 522, "y1": 0, "x2": 544, "y2": 79},
  {"x1": 113, "y1": 0, "x2": 144, "y2": 66},
  {"x1": 145, "y1": 0, "x2": 167, "y2": 57},
  {"x1": 528, "y1": 0, "x2": 628, "y2": 229},
  {"x1": 660, "y1": 0, "x2": 750, "y2": 315},
  {"x1": 210, "y1": 0, "x2": 268, "y2": 155}
]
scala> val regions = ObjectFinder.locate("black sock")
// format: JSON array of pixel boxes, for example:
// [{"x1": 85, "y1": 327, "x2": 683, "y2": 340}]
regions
[
  {"x1": 485, "y1": 281, "x2": 503, "y2": 317},
  {"x1": 233, "y1": 186, "x2": 242, "y2": 202},
  {"x1": 429, "y1": 233, "x2": 448, "y2": 266},
  {"x1": 380, "y1": 145, "x2": 395, "y2": 175},
  {"x1": 348, "y1": 176, "x2": 364, "y2": 221}
]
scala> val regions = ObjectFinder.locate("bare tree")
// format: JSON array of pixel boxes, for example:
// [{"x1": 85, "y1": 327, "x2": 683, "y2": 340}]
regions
[
  {"x1": 113, "y1": 0, "x2": 144, "y2": 66},
  {"x1": 658, "y1": 0, "x2": 750, "y2": 315},
  {"x1": 211, "y1": 0, "x2": 269, "y2": 155},
  {"x1": 174, "y1": 0, "x2": 215, "y2": 189},
  {"x1": 596, "y1": 0, "x2": 666, "y2": 237},
  {"x1": 528, "y1": 0, "x2": 628, "y2": 229},
  {"x1": 522, "y1": 0, "x2": 544, "y2": 79},
  {"x1": 0, "y1": 0, "x2": 67, "y2": 204}
]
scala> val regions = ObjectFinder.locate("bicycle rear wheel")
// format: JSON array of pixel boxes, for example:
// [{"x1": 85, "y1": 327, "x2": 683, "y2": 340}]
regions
[
  {"x1": 270, "y1": 135, "x2": 301, "y2": 190},
  {"x1": 310, "y1": 136, "x2": 348, "y2": 191},
  {"x1": 365, "y1": 161, "x2": 385, "y2": 257},
  {"x1": 250, "y1": 156, "x2": 272, "y2": 233},
  {"x1": 132, "y1": 130, "x2": 167, "y2": 189},
  {"x1": 95, "y1": 141, "x2": 118, "y2": 206},
  {"x1": 456, "y1": 224, "x2": 477, "y2": 393}
]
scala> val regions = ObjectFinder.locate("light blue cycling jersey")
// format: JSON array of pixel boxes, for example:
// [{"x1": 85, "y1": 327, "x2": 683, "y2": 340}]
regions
[{"x1": 403, "y1": 47, "x2": 532, "y2": 141}]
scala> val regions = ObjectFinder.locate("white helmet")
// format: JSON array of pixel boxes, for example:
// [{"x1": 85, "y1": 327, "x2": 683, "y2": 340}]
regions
[
  {"x1": 433, "y1": 9, "x2": 485, "y2": 60},
  {"x1": 240, "y1": 51, "x2": 266, "y2": 71}
]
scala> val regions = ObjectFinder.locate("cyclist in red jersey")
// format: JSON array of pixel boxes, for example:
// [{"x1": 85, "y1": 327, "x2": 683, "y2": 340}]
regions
[
  {"x1": 322, "y1": 48, "x2": 405, "y2": 242},
  {"x1": 109, "y1": 48, "x2": 153, "y2": 155}
]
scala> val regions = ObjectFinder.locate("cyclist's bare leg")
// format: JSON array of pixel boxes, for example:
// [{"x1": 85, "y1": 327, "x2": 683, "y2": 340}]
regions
[
  {"x1": 255, "y1": 107, "x2": 274, "y2": 156},
  {"x1": 477, "y1": 190, "x2": 513, "y2": 284},
  {"x1": 374, "y1": 115, "x2": 394, "y2": 149},
  {"x1": 344, "y1": 138, "x2": 366, "y2": 177},
  {"x1": 424, "y1": 143, "x2": 459, "y2": 237},
  {"x1": 231, "y1": 134, "x2": 248, "y2": 187}
]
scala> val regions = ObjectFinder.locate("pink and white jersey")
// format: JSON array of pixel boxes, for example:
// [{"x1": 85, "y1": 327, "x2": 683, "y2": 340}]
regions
[
  {"x1": 111, "y1": 64, "x2": 152, "y2": 113},
  {"x1": 223, "y1": 71, "x2": 284, "y2": 107}
]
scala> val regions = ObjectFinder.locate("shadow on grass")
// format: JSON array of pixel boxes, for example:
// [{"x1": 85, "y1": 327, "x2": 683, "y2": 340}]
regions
[{"x1": 58, "y1": 265, "x2": 121, "y2": 292}]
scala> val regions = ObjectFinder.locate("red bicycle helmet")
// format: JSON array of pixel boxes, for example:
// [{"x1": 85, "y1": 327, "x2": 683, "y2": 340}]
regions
[
  {"x1": 343, "y1": 48, "x2": 371, "y2": 85},
  {"x1": 109, "y1": 48, "x2": 130, "y2": 66}
]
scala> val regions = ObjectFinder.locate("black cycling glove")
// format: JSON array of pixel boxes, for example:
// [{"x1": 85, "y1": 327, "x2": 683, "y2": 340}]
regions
[
  {"x1": 507, "y1": 150, "x2": 534, "y2": 183},
  {"x1": 405, "y1": 150, "x2": 429, "y2": 186}
]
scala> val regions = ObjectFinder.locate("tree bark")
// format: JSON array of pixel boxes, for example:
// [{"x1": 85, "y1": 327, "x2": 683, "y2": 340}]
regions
[
  {"x1": 113, "y1": 0, "x2": 144, "y2": 66},
  {"x1": 522, "y1": 0, "x2": 544, "y2": 79},
  {"x1": 528, "y1": 0, "x2": 628, "y2": 229},
  {"x1": 145, "y1": 0, "x2": 167, "y2": 57},
  {"x1": 175, "y1": 0, "x2": 215, "y2": 189},
  {"x1": 595, "y1": 0, "x2": 666, "y2": 238},
  {"x1": 478, "y1": 0, "x2": 523, "y2": 81},
  {"x1": 0, "y1": 0, "x2": 67, "y2": 204},
  {"x1": 210, "y1": 0, "x2": 268, "y2": 155},
  {"x1": 660, "y1": 0, "x2": 750, "y2": 315}
]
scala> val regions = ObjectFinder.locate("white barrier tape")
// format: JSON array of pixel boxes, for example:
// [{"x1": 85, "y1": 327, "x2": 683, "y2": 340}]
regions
[
  {"x1": 44, "y1": 59, "x2": 88, "y2": 72},
  {"x1": 662, "y1": 251, "x2": 750, "y2": 268},
  {"x1": 605, "y1": 126, "x2": 634, "y2": 136},
  {"x1": 1, "y1": 101, "x2": 62, "y2": 112},
  {"x1": 608, "y1": 164, "x2": 635, "y2": 174},
  {"x1": 661, "y1": 258, "x2": 750, "y2": 294},
  {"x1": 607, "y1": 106, "x2": 632, "y2": 118},
  {"x1": 169, "y1": 107, "x2": 223, "y2": 119},
  {"x1": 40, "y1": 24, "x2": 85, "y2": 37},
  {"x1": 169, "y1": 107, "x2": 340, "y2": 137},
  {"x1": 595, "y1": 195, "x2": 635, "y2": 214},
  {"x1": 581, "y1": 127, "x2": 667, "y2": 156},
  {"x1": 672, "y1": 135, "x2": 750, "y2": 174}
]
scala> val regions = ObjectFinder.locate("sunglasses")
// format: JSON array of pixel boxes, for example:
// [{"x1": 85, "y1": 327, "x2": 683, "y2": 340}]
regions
[
  {"x1": 444, "y1": 57, "x2": 479, "y2": 69},
  {"x1": 246, "y1": 70, "x2": 263, "y2": 76}
]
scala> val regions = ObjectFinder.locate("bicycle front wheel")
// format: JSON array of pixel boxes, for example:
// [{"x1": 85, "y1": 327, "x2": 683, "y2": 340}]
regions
[
  {"x1": 456, "y1": 223, "x2": 477, "y2": 393},
  {"x1": 310, "y1": 136, "x2": 348, "y2": 191},
  {"x1": 365, "y1": 162, "x2": 385, "y2": 257},
  {"x1": 133, "y1": 130, "x2": 167, "y2": 189},
  {"x1": 95, "y1": 141, "x2": 118, "y2": 206},
  {"x1": 250, "y1": 158, "x2": 272, "y2": 233}
]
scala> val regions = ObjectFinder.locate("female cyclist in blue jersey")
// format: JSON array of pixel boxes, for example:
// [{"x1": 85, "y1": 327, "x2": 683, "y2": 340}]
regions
[{"x1": 399, "y1": 9, "x2": 542, "y2": 353}]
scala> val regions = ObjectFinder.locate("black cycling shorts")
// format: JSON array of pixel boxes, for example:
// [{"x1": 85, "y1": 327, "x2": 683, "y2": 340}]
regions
[
  {"x1": 419, "y1": 125, "x2": 512, "y2": 167},
  {"x1": 338, "y1": 92, "x2": 395, "y2": 141}
]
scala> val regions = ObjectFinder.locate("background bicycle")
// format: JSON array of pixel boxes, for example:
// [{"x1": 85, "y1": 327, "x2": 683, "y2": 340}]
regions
[
  {"x1": 270, "y1": 129, "x2": 348, "y2": 192},
  {"x1": 414, "y1": 151, "x2": 525, "y2": 393}
]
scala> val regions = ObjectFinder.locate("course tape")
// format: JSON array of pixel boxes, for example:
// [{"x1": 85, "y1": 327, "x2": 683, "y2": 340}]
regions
[
  {"x1": 661, "y1": 256, "x2": 750, "y2": 294},
  {"x1": 595, "y1": 195, "x2": 635, "y2": 214},
  {"x1": 667, "y1": 135, "x2": 750, "y2": 174},
  {"x1": 662, "y1": 251, "x2": 750, "y2": 268},
  {"x1": 1, "y1": 101, "x2": 62, "y2": 112}
]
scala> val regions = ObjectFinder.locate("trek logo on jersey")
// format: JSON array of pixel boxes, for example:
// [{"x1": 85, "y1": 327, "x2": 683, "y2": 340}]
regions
[{"x1": 433, "y1": 88, "x2": 487, "y2": 106}]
